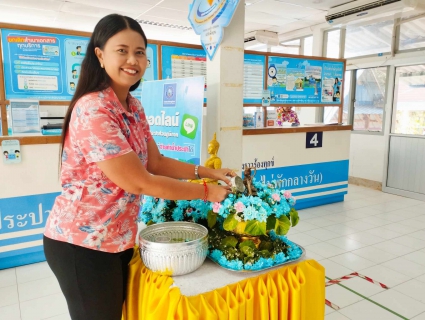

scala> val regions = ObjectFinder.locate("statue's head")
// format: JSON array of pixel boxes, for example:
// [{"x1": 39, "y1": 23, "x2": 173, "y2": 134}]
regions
[
  {"x1": 208, "y1": 133, "x2": 220, "y2": 155},
  {"x1": 244, "y1": 167, "x2": 251, "y2": 177}
]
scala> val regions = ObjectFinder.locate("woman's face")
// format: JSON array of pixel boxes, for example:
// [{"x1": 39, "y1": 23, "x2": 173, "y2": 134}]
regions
[{"x1": 96, "y1": 29, "x2": 147, "y2": 92}]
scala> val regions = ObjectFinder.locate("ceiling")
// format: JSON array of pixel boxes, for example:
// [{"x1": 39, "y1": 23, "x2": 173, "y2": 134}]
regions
[{"x1": 0, "y1": 0, "x2": 357, "y2": 44}]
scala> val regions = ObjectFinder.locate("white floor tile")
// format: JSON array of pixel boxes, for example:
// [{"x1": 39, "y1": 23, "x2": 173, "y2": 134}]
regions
[
  {"x1": 329, "y1": 253, "x2": 376, "y2": 271},
  {"x1": 305, "y1": 243, "x2": 347, "y2": 259},
  {"x1": 339, "y1": 299, "x2": 401, "y2": 320},
  {"x1": 410, "y1": 230, "x2": 425, "y2": 241},
  {"x1": 357, "y1": 216, "x2": 392, "y2": 227},
  {"x1": 306, "y1": 217, "x2": 338, "y2": 228},
  {"x1": 20, "y1": 293, "x2": 68, "y2": 320},
  {"x1": 341, "y1": 277, "x2": 386, "y2": 297},
  {"x1": 351, "y1": 247, "x2": 398, "y2": 264},
  {"x1": 321, "y1": 259, "x2": 354, "y2": 280},
  {"x1": 326, "y1": 237, "x2": 367, "y2": 251},
  {"x1": 344, "y1": 207, "x2": 383, "y2": 219},
  {"x1": 18, "y1": 276, "x2": 62, "y2": 302},
  {"x1": 346, "y1": 232, "x2": 385, "y2": 246},
  {"x1": 356, "y1": 264, "x2": 412, "y2": 287},
  {"x1": 394, "y1": 279, "x2": 425, "y2": 304},
  {"x1": 417, "y1": 274, "x2": 425, "y2": 283},
  {"x1": 44, "y1": 313, "x2": 71, "y2": 320},
  {"x1": 325, "y1": 305, "x2": 336, "y2": 315},
  {"x1": 400, "y1": 218, "x2": 425, "y2": 230},
  {"x1": 0, "y1": 285, "x2": 19, "y2": 308},
  {"x1": 368, "y1": 201, "x2": 410, "y2": 213},
  {"x1": 403, "y1": 250, "x2": 425, "y2": 267},
  {"x1": 323, "y1": 224, "x2": 359, "y2": 236},
  {"x1": 324, "y1": 214, "x2": 356, "y2": 224},
  {"x1": 371, "y1": 289, "x2": 425, "y2": 319},
  {"x1": 0, "y1": 303, "x2": 21, "y2": 320},
  {"x1": 372, "y1": 240, "x2": 417, "y2": 257},
  {"x1": 413, "y1": 312, "x2": 425, "y2": 319},
  {"x1": 391, "y1": 235, "x2": 425, "y2": 250},
  {"x1": 326, "y1": 284, "x2": 363, "y2": 308},
  {"x1": 306, "y1": 229, "x2": 341, "y2": 241},
  {"x1": 292, "y1": 221, "x2": 320, "y2": 232},
  {"x1": 325, "y1": 312, "x2": 351, "y2": 320},
  {"x1": 16, "y1": 262, "x2": 54, "y2": 284},
  {"x1": 382, "y1": 257, "x2": 425, "y2": 278},
  {"x1": 0, "y1": 268, "x2": 17, "y2": 289},
  {"x1": 342, "y1": 220, "x2": 374, "y2": 232},
  {"x1": 303, "y1": 250, "x2": 326, "y2": 261},
  {"x1": 287, "y1": 233, "x2": 320, "y2": 247},
  {"x1": 373, "y1": 212, "x2": 407, "y2": 223},
  {"x1": 384, "y1": 222, "x2": 424, "y2": 235},
  {"x1": 364, "y1": 227, "x2": 404, "y2": 240}
]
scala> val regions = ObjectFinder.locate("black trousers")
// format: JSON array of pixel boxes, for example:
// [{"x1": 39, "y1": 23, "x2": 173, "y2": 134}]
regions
[{"x1": 43, "y1": 236, "x2": 133, "y2": 320}]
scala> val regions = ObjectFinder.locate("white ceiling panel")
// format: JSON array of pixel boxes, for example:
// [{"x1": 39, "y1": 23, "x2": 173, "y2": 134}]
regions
[
  {"x1": 245, "y1": 10, "x2": 296, "y2": 27},
  {"x1": 158, "y1": 0, "x2": 193, "y2": 12},
  {"x1": 60, "y1": 2, "x2": 127, "y2": 18},
  {"x1": 65, "y1": 0, "x2": 153, "y2": 15},
  {"x1": 142, "y1": 7, "x2": 189, "y2": 22},
  {"x1": 248, "y1": 0, "x2": 324, "y2": 19},
  {"x1": 244, "y1": 21, "x2": 275, "y2": 33},
  {"x1": 0, "y1": 0, "x2": 62, "y2": 12},
  {"x1": 271, "y1": 0, "x2": 356, "y2": 11},
  {"x1": 0, "y1": 4, "x2": 58, "y2": 21},
  {"x1": 138, "y1": 14, "x2": 192, "y2": 27}
]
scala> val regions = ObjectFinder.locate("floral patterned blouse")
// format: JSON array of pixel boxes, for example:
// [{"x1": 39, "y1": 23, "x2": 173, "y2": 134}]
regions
[{"x1": 44, "y1": 87, "x2": 152, "y2": 253}]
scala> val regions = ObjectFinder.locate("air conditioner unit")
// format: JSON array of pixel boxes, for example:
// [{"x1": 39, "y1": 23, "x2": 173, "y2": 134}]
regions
[
  {"x1": 325, "y1": 0, "x2": 424, "y2": 25},
  {"x1": 244, "y1": 30, "x2": 280, "y2": 48}
]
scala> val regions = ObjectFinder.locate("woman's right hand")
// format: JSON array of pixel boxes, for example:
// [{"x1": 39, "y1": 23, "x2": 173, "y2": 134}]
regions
[{"x1": 207, "y1": 184, "x2": 232, "y2": 203}]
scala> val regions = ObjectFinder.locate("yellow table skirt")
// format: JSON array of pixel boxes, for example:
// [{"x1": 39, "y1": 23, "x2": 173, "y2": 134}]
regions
[{"x1": 123, "y1": 249, "x2": 325, "y2": 320}]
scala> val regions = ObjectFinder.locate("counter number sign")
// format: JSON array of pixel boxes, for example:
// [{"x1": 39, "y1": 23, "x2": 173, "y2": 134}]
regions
[{"x1": 306, "y1": 132, "x2": 323, "y2": 148}]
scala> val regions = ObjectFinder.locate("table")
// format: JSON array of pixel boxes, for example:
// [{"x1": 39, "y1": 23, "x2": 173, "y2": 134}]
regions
[{"x1": 123, "y1": 249, "x2": 325, "y2": 320}]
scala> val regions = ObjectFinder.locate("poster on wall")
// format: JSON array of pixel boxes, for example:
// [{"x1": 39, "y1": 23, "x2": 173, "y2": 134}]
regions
[
  {"x1": 244, "y1": 54, "x2": 265, "y2": 104},
  {"x1": 1, "y1": 29, "x2": 89, "y2": 100},
  {"x1": 2, "y1": 140, "x2": 21, "y2": 164},
  {"x1": 267, "y1": 56, "x2": 344, "y2": 105},
  {"x1": 161, "y1": 46, "x2": 207, "y2": 102},
  {"x1": 141, "y1": 76, "x2": 204, "y2": 164},
  {"x1": 10, "y1": 100, "x2": 40, "y2": 134}
]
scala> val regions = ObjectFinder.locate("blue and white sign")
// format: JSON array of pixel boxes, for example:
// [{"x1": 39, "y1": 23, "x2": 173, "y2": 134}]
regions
[
  {"x1": 2, "y1": 140, "x2": 21, "y2": 164},
  {"x1": 267, "y1": 56, "x2": 344, "y2": 105},
  {"x1": 0, "y1": 192, "x2": 59, "y2": 269},
  {"x1": 244, "y1": 54, "x2": 266, "y2": 104},
  {"x1": 141, "y1": 77, "x2": 204, "y2": 164},
  {"x1": 188, "y1": 0, "x2": 241, "y2": 60},
  {"x1": 131, "y1": 44, "x2": 159, "y2": 101}
]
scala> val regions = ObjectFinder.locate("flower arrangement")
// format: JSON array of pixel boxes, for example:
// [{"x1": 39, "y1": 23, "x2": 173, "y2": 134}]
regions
[{"x1": 138, "y1": 179, "x2": 303, "y2": 271}]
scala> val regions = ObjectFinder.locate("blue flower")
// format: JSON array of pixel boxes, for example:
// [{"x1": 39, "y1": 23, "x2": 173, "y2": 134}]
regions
[{"x1": 172, "y1": 207, "x2": 184, "y2": 221}]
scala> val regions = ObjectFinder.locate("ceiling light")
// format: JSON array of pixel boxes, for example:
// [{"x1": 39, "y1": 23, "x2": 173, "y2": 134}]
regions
[{"x1": 136, "y1": 19, "x2": 192, "y2": 30}]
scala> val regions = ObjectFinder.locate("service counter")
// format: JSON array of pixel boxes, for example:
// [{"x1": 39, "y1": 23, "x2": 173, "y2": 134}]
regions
[{"x1": 242, "y1": 124, "x2": 353, "y2": 210}]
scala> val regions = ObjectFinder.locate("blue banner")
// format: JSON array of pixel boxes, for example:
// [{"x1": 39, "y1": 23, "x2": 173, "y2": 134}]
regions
[
  {"x1": 267, "y1": 56, "x2": 344, "y2": 105},
  {"x1": 244, "y1": 53, "x2": 265, "y2": 104},
  {"x1": 1, "y1": 29, "x2": 159, "y2": 101},
  {"x1": 188, "y1": 0, "x2": 241, "y2": 60},
  {"x1": 141, "y1": 77, "x2": 204, "y2": 164}
]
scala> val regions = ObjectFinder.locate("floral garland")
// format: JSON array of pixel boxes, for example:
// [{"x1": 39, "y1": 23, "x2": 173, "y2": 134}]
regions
[{"x1": 138, "y1": 179, "x2": 303, "y2": 271}]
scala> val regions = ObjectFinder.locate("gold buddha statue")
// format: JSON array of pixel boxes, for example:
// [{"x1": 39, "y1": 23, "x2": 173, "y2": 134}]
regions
[{"x1": 190, "y1": 133, "x2": 222, "y2": 184}]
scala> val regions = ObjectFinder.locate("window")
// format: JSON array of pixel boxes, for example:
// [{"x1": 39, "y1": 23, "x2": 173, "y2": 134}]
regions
[
  {"x1": 345, "y1": 20, "x2": 393, "y2": 58},
  {"x1": 273, "y1": 39, "x2": 300, "y2": 55},
  {"x1": 392, "y1": 65, "x2": 425, "y2": 136},
  {"x1": 325, "y1": 29, "x2": 340, "y2": 58},
  {"x1": 353, "y1": 67, "x2": 387, "y2": 132},
  {"x1": 324, "y1": 71, "x2": 351, "y2": 124},
  {"x1": 303, "y1": 36, "x2": 313, "y2": 56},
  {"x1": 399, "y1": 16, "x2": 425, "y2": 51}
]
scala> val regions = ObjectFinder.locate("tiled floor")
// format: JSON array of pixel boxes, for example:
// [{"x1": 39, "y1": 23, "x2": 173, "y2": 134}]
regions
[{"x1": 1, "y1": 184, "x2": 425, "y2": 319}]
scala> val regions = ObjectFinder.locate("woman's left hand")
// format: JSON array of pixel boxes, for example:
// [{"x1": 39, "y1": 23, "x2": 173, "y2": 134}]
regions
[{"x1": 207, "y1": 168, "x2": 237, "y2": 186}]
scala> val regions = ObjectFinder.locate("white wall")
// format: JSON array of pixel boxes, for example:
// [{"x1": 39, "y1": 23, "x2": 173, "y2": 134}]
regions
[{"x1": 349, "y1": 134, "x2": 386, "y2": 182}]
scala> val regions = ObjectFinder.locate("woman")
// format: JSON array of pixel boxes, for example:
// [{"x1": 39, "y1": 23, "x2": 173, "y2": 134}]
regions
[{"x1": 43, "y1": 14, "x2": 234, "y2": 320}]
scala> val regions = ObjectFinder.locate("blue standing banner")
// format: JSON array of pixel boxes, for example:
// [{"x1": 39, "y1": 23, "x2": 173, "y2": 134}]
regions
[
  {"x1": 141, "y1": 76, "x2": 205, "y2": 164},
  {"x1": 267, "y1": 56, "x2": 344, "y2": 105}
]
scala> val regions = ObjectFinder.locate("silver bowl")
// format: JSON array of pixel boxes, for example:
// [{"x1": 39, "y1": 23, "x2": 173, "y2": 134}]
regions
[{"x1": 138, "y1": 222, "x2": 208, "y2": 276}]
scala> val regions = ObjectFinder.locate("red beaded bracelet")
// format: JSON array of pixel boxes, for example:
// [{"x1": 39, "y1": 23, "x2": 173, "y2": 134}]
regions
[{"x1": 202, "y1": 179, "x2": 208, "y2": 203}]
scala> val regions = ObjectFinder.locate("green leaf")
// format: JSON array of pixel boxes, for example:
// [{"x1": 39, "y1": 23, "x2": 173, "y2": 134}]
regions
[
  {"x1": 244, "y1": 220, "x2": 267, "y2": 236},
  {"x1": 266, "y1": 215, "x2": 277, "y2": 231},
  {"x1": 207, "y1": 210, "x2": 217, "y2": 229},
  {"x1": 220, "y1": 236, "x2": 238, "y2": 248},
  {"x1": 275, "y1": 215, "x2": 291, "y2": 235},
  {"x1": 146, "y1": 220, "x2": 155, "y2": 226},
  {"x1": 290, "y1": 208, "x2": 300, "y2": 227},
  {"x1": 241, "y1": 246, "x2": 255, "y2": 258},
  {"x1": 259, "y1": 241, "x2": 274, "y2": 252},
  {"x1": 223, "y1": 213, "x2": 239, "y2": 231},
  {"x1": 239, "y1": 240, "x2": 256, "y2": 250}
]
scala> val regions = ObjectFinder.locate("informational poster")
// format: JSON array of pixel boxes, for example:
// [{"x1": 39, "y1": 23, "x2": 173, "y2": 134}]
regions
[
  {"x1": 2, "y1": 140, "x2": 21, "y2": 164},
  {"x1": 10, "y1": 100, "x2": 40, "y2": 134},
  {"x1": 161, "y1": 46, "x2": 207, "y2": 102},
  {"x1": 267, "y1": 56, "x2": 344, "y2": 105},
  {"x1": 1, "y1": 29, "x2": 89, "y2": 100},
  {"x1": 141, "y1": 76, "x2": 204, "y2": 164},
  {"x1": 188, "y1": 0, "x2": 241, "y2": 60},
  {"x1": 244, "y1": 54, "x2": 265, "y2": 104},
  {"x1": 131, "y1": 44, "x2": 159, "y2": 100}
]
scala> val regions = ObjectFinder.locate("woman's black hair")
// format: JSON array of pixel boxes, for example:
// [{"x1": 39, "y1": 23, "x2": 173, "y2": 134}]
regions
[
  {"x1": 59, "y1": 14, "x2": 147, "y2": 163},
  {"x1": 3, "y1": 151, "x2": 8, "y2": 155}
]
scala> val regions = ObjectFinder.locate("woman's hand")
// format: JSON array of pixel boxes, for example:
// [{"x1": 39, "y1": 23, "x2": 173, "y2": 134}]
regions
[
  {"x1": 206, "y1": 168, "x2": 237, "y2": 186},
  {"x1": 207, "y1": 184, "x2": 232, "y2": 202}
]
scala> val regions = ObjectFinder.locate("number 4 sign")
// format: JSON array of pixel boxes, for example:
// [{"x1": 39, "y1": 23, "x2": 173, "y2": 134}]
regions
[{"x1": 306, "y1": 132, "x2": 323, "y2": 148}]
